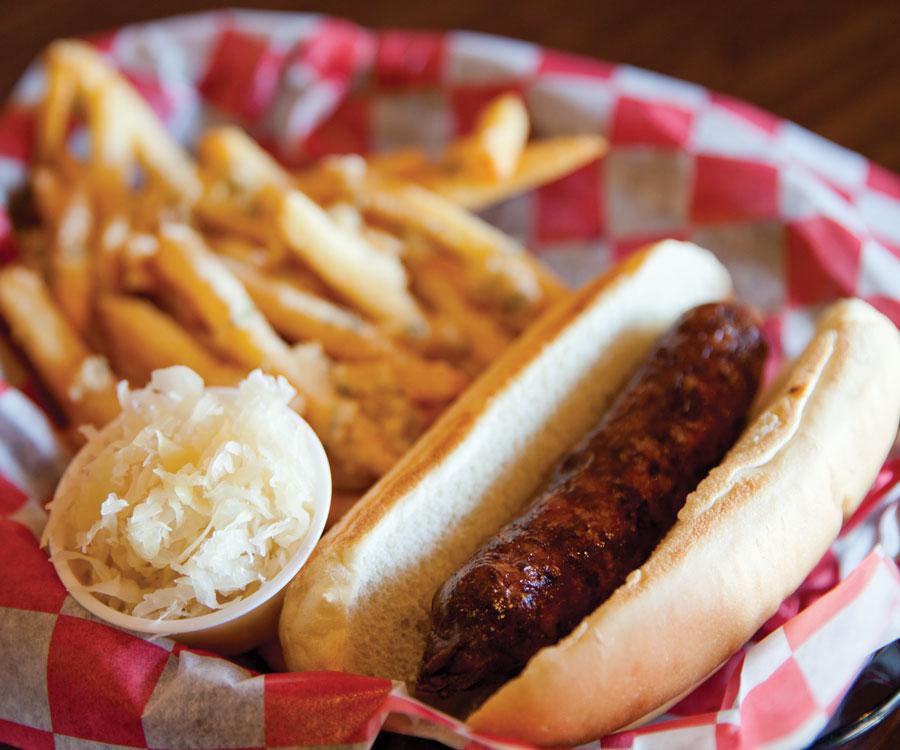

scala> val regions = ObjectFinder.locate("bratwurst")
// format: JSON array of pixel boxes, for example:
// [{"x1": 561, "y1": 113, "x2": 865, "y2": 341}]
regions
[{"x1": 416, "y1": 302, "x2": 767, "y2": 704}]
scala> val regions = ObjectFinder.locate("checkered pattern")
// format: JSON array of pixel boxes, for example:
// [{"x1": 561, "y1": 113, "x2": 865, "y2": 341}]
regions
[{"x1": 0, "y1": 10, "x2": 897, "y2": 749}]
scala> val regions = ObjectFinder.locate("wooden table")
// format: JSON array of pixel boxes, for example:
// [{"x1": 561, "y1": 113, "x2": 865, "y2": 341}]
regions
[{"x1": 0, "y1": 0, "x2": 898, "y2": 171}]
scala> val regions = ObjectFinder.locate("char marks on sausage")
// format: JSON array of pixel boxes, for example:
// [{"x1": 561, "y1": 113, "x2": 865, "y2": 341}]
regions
[{"x1": 416, "y1": 302, "x2": 768, "y2": 706}]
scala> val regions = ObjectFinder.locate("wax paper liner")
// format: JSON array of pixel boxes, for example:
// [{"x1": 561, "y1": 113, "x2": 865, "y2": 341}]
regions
[{"x1": 0, "y1": 10, "x2": 898, "y2": 750}]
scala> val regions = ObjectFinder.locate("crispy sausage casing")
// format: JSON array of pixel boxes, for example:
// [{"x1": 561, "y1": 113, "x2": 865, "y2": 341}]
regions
[{"x1": 416, "y1": 302, "x2": 768, "y2": 704}]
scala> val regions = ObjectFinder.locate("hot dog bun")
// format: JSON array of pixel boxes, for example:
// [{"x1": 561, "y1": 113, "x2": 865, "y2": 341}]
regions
[
  {"x1": 468, "y1": 297, "x2": 900, "y2": 743},
  {"x1": 279, "y1": 242, "x2": 900, "y2": 745},
  {"x1": 279, "y1": 240, "x2": 732, "y2": 672}
]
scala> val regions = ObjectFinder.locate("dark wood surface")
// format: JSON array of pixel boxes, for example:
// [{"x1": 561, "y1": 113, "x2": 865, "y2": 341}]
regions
[{"x1": 0, "y1": 0, "x2": 899, "y2": 171}]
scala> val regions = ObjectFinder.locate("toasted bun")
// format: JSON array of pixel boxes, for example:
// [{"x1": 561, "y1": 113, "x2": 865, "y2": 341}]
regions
[
  {"x1": 279, "y1": 240, "x2": 900, "y2": 745},
  {"x1": 468, "y1": 298, "x2": 900, "y2": 744},
  {"x1": 279, "y1": 240, "x2": 731, "y2": 675}
]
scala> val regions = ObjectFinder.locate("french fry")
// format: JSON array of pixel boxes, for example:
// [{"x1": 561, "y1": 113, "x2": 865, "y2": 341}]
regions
[
  {"x1": 149, "y1": 285, "x2": 208, "y2": 336},
  {"x1": 328, "y1": 359, "x2": 429, "y2": 463},
  {"x1": 367, "y1": 148, "x2": 431, "y2": 179},
  {"x1": 197, "y1": 125, "x2": 291, "y2": 194},
  {"x1": 197, "y1": 126, "x2": 291, "y2": 195},
  {"x1": 409, "y1": 312, "x2": 468, "y2": 360},
  {"x1": 40, "y1": 41, "x2": 201, "y2": 204},
  {"x1": 92, "y1": 220, "x2": 157, "y2": 296},
  {"x1": 98, "y1": 294, "x2": 244, "y2": 387},
  {"x1": 93, "y1": 215, "x2": 129, "y2": 292},
  {"x1": 329, "y1": 204, "x2": 406, "y2": 259},
  {"x1": 269, "y1": 186, "x2": 428, "y2": 335},
  {"x1": 360, "y1": 225, "x2": 405, "y2": 259},
  {"x1": 446, "y1": 93, "x2": 529, "y2": 180},
  {"x1": 351, "y1": 170, "x2": 566, "y2": 309},
  {"x1": 196, "y1": 128, "x2": 426, "y2": 334},
  {"x1": 37, "y1": 50, "x2": 78, "y2": 164},
  {"x1": 328, "y1": 202, "x2": 363, "y2": 233},
  {"x1": 207, "y1": 235, "x2": 278, "y2": 270},
  {"x1": 409, "y1": 254, "x2": 512, "y2": 367},
  {"x1": 196, "y1": 138, "x2": 287, "y2": 261},
  {"x1": 130, "y1": 176, "x2": 190, "y2": 231},
  {"x1": 196, "y1": 125, "x2": 290, "y2": 247},
  {"x1": 0, "y1": 266, "x2": 119, "y2": 428},
  {"x1": 196, "y1": 127, "x2": 292, "y2": 246},
  {"x1": 222, "y1": 256, "x2": 468, "y2": 402},
  {"x1": 52, "y1": 254, "x2": 92, "y2": 336},
  {"x1": 155, "y1": 224, "x2": 398, "y2": 480},
  {"x1": 83, "y1": 163, "x2": 132, "y2": 223},
  {"x1": 220, "y1": 256, "x2": 388, "y2": 359},
  {"x1": 0, "y1": 335, "x2": 30, "y2": 391},
  {"x1": 50, "y1": 188, "x2": 93, "y2": 335},
  {"x1": 276, "y1": 263, "x2": 335, "y2": 298},
  {"x1": 387, "y1": 354, "x2": 468, "y2": 403},
  {"x1": 120, "y1": 232, "x2": 158, "y2": 292},
  {"x1": 208, "y1": 235, "x2": 331, "y2": 298},
  {"x1": 293, "y1": 135, "x2": 606, "y2": 213},
  {"x1": 423, "y1": 134, "x2": 606, "y2": 210},
  {"x1": 155, "y1": 224, "x2": 303, "y2": 374},
  {"x1": 31, "y1": 167, "x2": 68, "y2": 224},
  {"x1": 195, "y1": 185, "x2": 278, "y2": 248},
  {"x1": 308, "y1": 156, "x2": 534, "y2": 298},
  {"x1": 292, "y1": 166, "x2": 344, "y2": 205}
]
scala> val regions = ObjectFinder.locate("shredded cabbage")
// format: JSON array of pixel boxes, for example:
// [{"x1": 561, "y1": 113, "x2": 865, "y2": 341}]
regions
[{"x1": 51, "y1": 366, "x2": 319, "y2": 620}]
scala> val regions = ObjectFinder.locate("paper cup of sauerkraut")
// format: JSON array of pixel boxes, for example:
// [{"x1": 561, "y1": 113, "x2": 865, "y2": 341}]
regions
[{"x1": 43, "y1": 366, "x2": 332, "y2": 654}]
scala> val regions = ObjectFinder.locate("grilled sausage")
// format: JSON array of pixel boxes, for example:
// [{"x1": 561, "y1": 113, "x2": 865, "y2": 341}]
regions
[{"x1": 416, "y1": 302, "x2": 768, "y2": 706}]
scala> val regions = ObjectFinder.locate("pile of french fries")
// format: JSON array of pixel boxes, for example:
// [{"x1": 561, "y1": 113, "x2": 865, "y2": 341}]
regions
[{"x1": 1, "y1": 40, "x2": 606, "y2": 501}]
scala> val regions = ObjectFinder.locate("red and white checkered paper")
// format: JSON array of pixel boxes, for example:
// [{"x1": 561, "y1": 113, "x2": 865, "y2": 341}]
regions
[{"x1": 0, "y1": 10, "x2": 898, "y2": 750}]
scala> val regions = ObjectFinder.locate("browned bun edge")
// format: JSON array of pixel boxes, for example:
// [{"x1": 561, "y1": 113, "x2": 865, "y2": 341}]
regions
[
  {"x1": 279, "y1": 240, "x2": 733, "y2": 684},
  {"x1": 468, "y1": 298, "x2": 900, "y2": 745}
]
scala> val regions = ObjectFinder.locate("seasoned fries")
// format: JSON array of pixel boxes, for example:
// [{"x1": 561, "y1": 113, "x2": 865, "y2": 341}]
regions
[
  {"x1": 421, "y1": 135, "x2": 607, "y2": 211},
  {"x1": 98, "y1": 295, "x2": 243, "y2": 387},
  {"x1": 155, "y1": 223, "x2": 296, "y2": 374},
  {"x1": 50, "y1": 187, "x2": 93, "y2": 334},
  {"x1": 198, "y1": 125, "x2": 291, "y2": 194},
  {"x1": 40, "y1": 40, "x2": 201, "y2": 204},
  {"x1": 295, "y1": 134, "x2": 607, "y2": 212},
  {"x1": 0, "y1": 266, "x2": 119, "y2": 428},
  {"x1": 221, "y1": 255, "x2": 390, "y2": 360},
  {"x1": 223, "y1": 257, "x2": 468, "y2": 402},
  {"x1": 197, "y1": 127, "x2": 428, "y2": 333},
  {"x1": 345, "y1": 169, "x2": 565, "y2": 311},
  {"x1": 271, "y1": 188, "x2": 428, "y2": 334},
  {"x1": 367, "y1": 148, "x2": 431, "y2": 179},
  {"x1": 446, "y1": 93, "x2": 529, "y2": 180},
  {"x1": 1, "y1": 43, "x2": 603, "y2": 503},
  {"x1": 155, "y1": 223, "x2": 399, "y2": 482},
  {"x1": 408, "y1": 254, "x2": 513, "y2": 367}
]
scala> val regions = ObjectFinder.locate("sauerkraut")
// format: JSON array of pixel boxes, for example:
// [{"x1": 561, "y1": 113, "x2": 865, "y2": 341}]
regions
[{"x1": 47, "y1": 366, "x2": 320, "y2": 620}]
